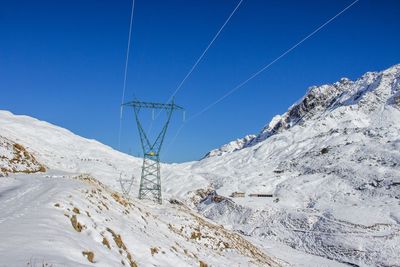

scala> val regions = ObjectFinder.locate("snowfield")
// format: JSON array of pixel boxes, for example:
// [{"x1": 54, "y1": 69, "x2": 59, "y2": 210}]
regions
[{"x1": 1, "y1": 64, "x2": 400, "y2": 266}]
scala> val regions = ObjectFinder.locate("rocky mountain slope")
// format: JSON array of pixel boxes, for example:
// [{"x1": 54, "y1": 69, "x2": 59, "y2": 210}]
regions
[
  {"x1": 249, "y1": 65, "x2": 400, "y2": 146},
  {"x1": 184, "y1": 64, "x2": 400, "y2": 266}
]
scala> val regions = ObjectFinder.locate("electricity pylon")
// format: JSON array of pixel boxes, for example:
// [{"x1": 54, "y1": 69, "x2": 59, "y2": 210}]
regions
[
  {"x1": 123, "y1": 100, "x2": 183, "y2": 204},
  {"x1": 118, "y1": 172, "x2": 134, "y2": 199}
]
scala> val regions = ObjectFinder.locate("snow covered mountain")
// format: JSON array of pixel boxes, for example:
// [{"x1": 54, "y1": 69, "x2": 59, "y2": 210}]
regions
[
  {"x1": 251, "y1": 64, "x2": 400, "y2": 145},
  {"x1": 185, "y1": 64, "x2": 400, "y2": 266},
  {"x1": 206, "y1": 64, "x2": 400, "y2": 156}
]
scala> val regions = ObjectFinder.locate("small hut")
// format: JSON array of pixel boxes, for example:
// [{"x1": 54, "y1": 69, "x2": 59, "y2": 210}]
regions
[{"x1": 229, "y1": 192, "x2": 245, "y2": 198}]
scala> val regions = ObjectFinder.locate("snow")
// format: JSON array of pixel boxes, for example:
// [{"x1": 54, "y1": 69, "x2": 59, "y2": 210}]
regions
[{"x1": 1, "y1": 64, "x2": 400, "y2": 266}]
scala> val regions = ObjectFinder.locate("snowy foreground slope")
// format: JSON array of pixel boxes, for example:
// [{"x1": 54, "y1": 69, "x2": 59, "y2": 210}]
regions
[
  {"x1": 1, "y1": 173, "x2": 279, "y2": 267},
  {"x1": 187, "y1": 64, "x2": 400, "y2": 266},
  {"x1": 0, "y1": 111, "x2": 280, "y2": 266},
  {"x1": 1, "y1": 64, "x2": 399, "y2": 266}
]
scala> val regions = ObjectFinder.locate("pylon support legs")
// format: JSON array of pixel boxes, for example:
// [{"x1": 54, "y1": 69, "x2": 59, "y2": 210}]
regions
[{"x1": 138, "y1": 155, "x2": 162, "y2": 204}]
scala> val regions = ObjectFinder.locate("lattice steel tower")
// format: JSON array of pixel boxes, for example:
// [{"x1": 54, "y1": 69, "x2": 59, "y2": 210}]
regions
[{"x1": 123, "y1": 100, "x2": 183, "y2": 204}]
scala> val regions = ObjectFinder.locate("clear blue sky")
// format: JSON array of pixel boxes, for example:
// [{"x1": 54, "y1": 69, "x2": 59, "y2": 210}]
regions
[{"x1": 1, "y1": 0, "x2": 399, "y2": 162}]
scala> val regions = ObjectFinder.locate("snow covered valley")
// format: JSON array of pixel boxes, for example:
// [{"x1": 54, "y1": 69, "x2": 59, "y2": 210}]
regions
[{"x1": 1, "y1": 64, "x2": 400, "y2": 266}]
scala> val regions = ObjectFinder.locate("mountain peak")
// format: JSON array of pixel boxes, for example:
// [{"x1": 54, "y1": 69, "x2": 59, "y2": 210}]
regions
[{"x1": 247, "y1": 64, "x2": 400, "y2": 147}]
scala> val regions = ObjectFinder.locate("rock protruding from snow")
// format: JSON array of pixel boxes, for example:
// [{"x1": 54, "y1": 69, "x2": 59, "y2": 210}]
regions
[
  {"x1": 0, "y1": 136, "x2": 45, "y2": 176},
  {"x1": 203, "y1": 135, "x2": 256, "y2": 158}
]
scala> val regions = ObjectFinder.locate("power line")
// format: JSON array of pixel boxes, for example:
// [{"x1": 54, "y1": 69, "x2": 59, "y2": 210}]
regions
[
  {"x1": 166, "y1": 0, "x2": 244, "y2": 103},
  {"x1": 118, "y1": 0, "x2": 135, "y2": 149},
  {"x1": 165, "y1": 0, "x2": 360, "y2": 155},
  {"x1": 189, "y1": 0, "x2": 360, "y2": 122},
  {"x1": 164, "y1": 123, "x2": 185, "y2": 156},
  {"x1": 150, "y1": 0, "x2": 244, "y2": 136}
]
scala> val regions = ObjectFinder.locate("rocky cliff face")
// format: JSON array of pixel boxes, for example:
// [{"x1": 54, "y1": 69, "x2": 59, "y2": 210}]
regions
[{"x1": 247, "y1": 64, "x2": 400, "y2": 147}]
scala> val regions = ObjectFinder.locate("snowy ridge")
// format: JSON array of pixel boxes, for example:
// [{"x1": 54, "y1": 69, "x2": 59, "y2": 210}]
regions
[
  {"x1": 203, "y1": 134, "x2": 256, "y2": 158},
  {"x1": 0, "y1": 110, "x2": 143, "y2": 182},
  {"x1": 0, "y1": 110, "x2": 209, "y2": 199}
]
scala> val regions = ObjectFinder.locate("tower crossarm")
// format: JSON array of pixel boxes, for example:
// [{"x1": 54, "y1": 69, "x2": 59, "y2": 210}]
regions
[{"x1": 123, "y1": 100, "x2": 183, "y2": 110}]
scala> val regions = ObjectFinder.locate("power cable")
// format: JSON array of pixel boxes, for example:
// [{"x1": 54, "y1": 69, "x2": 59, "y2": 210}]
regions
[
  {"x1": 118, "y1": 0, "x2": 136, "y2": 149},
  {"x1": 150, "y1": 0, "x2": 244, "y2": 129},
  {"x1": 164, "y1": 0, "x2": 360, "y2": 156},
  {"x1": 189, "y1": 0, "x2": 360, "y2": 122},
  {"x1": 167, "y1": 0, "x2": 244, "y2": 103},
  {"x1": 149, "y1": 0, "x2": 244, "y2": 142}
]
